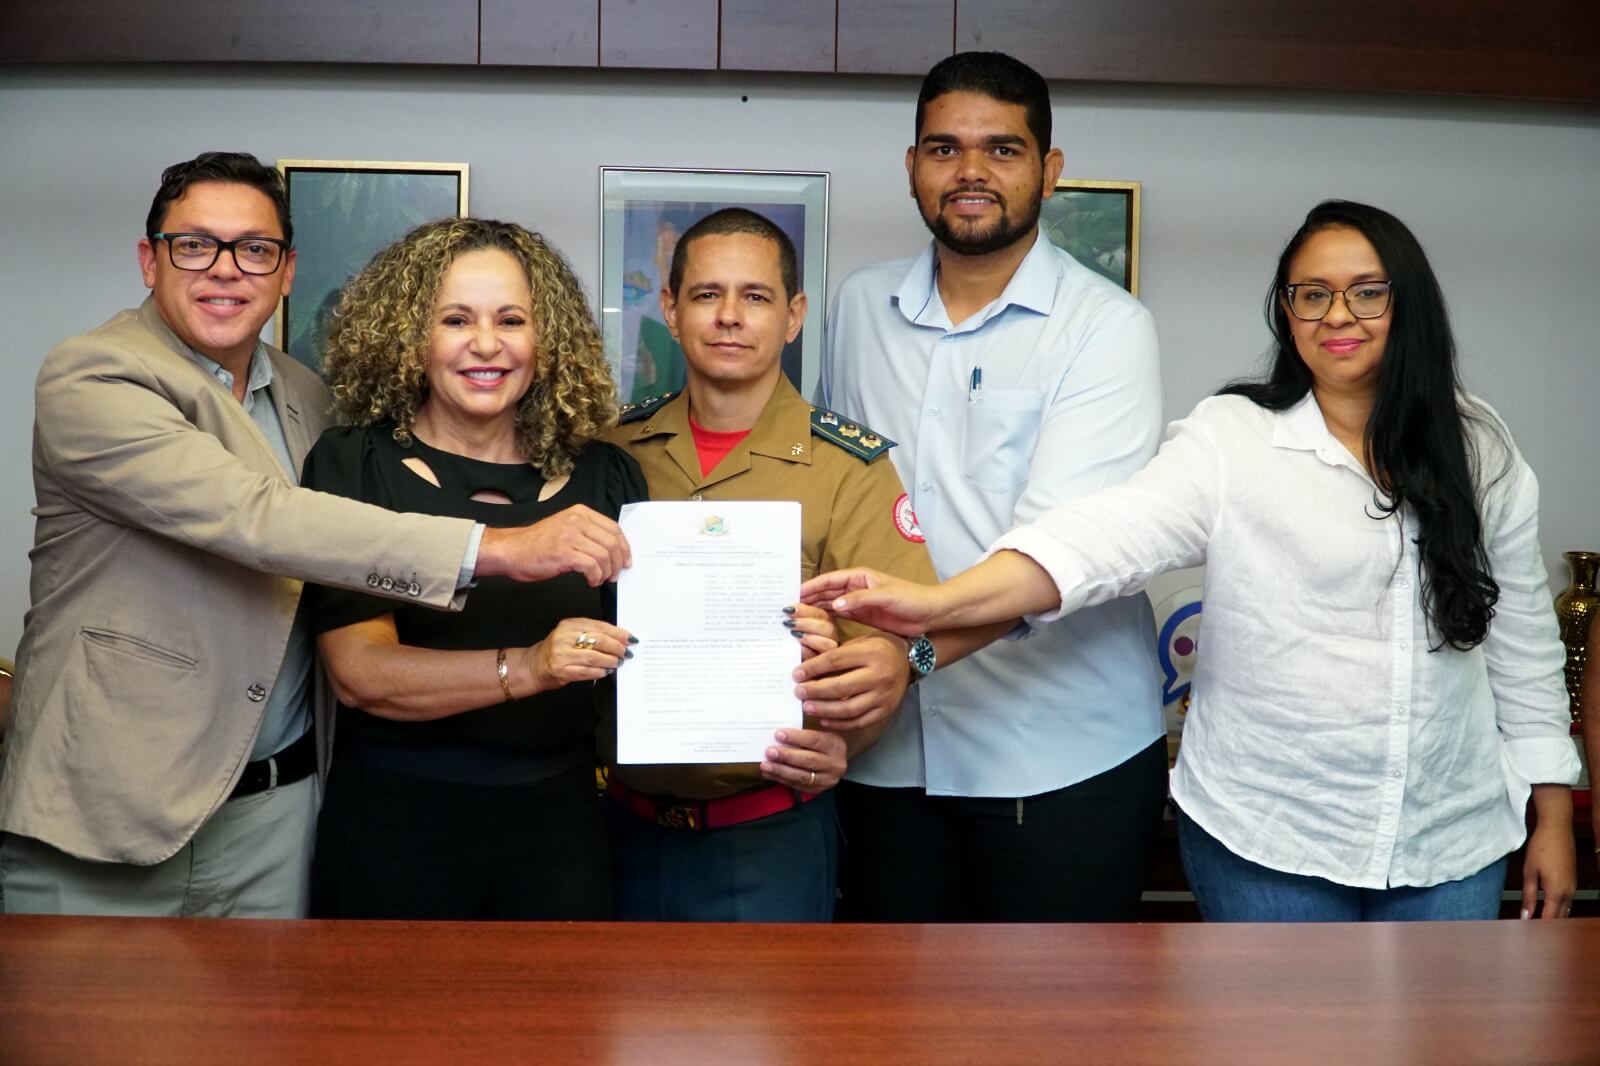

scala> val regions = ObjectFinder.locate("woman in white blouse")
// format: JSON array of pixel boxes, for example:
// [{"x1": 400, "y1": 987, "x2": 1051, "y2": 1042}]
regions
[{"x1": 803, "y1": 200, "x2": 1578, "y2": 922}]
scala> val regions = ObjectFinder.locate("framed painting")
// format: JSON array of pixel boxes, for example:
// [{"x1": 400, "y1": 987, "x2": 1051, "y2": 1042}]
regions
[
  {"x1": 275, "y1": 160, "x2": 469, "y2": 370},
  {"x1": 1041, "y1": 179, "x2": 1140, "y2": 296},
  {"x1": 599, "y1": 167, "x2": 829, "y2": 404}
]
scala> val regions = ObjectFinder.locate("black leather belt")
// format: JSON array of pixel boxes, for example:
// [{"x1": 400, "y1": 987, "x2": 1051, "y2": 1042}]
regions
[{"x1": 229, "y1": 729, "x2": 317, "y2": 801}]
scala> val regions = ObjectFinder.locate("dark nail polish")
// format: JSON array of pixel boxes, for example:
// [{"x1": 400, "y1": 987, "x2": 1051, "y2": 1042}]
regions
[
  {"x1": 781, "y1": 618, "x2": 797, "y2": 629},
  {"x1": 627, "y1": 635, "x2": 640, "y2": 644},
  {"x1": 782, "y1": 605, "x2": 797, "y2": 615},
  {"x1": 623, "y1": 650, "x2": 634, "y2": 660},
  {"x1": 790, "y1": 629, "x2": 804, "y2": 638}
]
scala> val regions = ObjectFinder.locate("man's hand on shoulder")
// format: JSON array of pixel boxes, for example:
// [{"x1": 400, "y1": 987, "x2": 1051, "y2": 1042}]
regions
[{"x1": 476, "y1": 505, "x2": 631, "y2": 587}]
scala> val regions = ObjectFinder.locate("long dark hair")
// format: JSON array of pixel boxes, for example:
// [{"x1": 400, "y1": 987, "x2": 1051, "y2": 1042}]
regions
[{"x1": 1222, "y1": 200, "x2": 1502, "y2": 650}]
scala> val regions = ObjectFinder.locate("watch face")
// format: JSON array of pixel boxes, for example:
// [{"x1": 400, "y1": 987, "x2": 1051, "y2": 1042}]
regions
[{"x1": 909, "y1": 636, "x2": 937, "y2": 676}]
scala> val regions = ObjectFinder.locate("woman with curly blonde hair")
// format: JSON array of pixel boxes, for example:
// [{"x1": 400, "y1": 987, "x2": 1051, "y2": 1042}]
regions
[
  {"x1": 301, "y1": 218, "x2": 648, "y2": 921},
  {"x1": 323, "y1": 217, "x2": 619, "y2": 476}
]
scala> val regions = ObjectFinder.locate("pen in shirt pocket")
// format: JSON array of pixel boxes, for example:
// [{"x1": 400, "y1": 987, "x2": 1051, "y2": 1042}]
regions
[{"x1": 969, "y1": 366, "x2": 982, "y2": 403}]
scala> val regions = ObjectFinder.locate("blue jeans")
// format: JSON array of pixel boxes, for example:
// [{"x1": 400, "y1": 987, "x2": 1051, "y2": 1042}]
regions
[
  {"x1": 607, "y1": 790, "x2": 838, "y2": 922},
  {"x1": 1177, "y1": 808, "x2": 1508, "y2": 922}
]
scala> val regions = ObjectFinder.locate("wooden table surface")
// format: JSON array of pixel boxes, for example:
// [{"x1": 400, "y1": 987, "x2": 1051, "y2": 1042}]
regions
[{"x1": 3, "y1": 915, "x2": 1599, "y2": 1065}]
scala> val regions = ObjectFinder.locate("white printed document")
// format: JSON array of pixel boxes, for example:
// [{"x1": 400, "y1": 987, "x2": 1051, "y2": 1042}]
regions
[{"x1": 615, "y1": 500, "x2": 801, "y2": 764}]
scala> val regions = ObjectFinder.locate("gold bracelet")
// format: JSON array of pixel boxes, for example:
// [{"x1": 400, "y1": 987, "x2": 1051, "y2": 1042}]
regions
[{"x1": 495, "y1": 648, "x2": 515, "y2": 701}]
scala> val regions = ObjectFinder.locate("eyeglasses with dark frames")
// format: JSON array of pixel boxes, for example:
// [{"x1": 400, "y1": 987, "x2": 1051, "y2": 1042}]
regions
[
  {"x1": 1283, "y1": 281, "x2": 1393, "y2": 321},
  {"x1": 147, "y1": 232, "x2": 291, "y2": 275}
]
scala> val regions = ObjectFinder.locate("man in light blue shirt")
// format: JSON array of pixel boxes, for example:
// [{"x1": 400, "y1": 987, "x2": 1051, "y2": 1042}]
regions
[{"x1": 809, "y1": 52, "x2": 1168, "y2": 921}]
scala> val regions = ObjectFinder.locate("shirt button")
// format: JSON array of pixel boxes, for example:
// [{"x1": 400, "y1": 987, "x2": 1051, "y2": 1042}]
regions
[
  {"x1": 690, "y1": 493, "x2": 702, "y2": 501},
  {"x1": 246, "y1": 684, "x2": 267, "y2": 703},
  {"x1": 1399, "y1": 640, "x2": 1409, "y2": 651},
  {"x1": 920, "y1": 480, "x2": 933, "y2": 492},
  {"x1": 1390, "y1": 770, "x2": 1402, "y2": 779},
  {"x1": 929, "y1": 406, "x2": 941, "y2": 417}
]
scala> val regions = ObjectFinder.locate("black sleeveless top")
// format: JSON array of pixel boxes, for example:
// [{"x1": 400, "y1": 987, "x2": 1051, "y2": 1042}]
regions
[{"x1": 301, "y1": 423, "x2": 648, "y2": 783}]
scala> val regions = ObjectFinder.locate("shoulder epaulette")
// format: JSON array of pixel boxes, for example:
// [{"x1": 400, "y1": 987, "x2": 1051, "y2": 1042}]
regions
[
  {"x1": 618, "y1": 391, "x2": 680, "y2": 425},
  {"x1": 809, "y1": 406, "x2": 895, "y2": 462}
]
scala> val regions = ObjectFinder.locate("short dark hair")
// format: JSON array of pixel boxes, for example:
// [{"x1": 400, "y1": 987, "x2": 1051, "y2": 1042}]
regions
[
  {"x1": 915, "y1": 51, "x2": 1052, "y2": 156},
  {"x1": 667, "y1": 208, "x2": 799, "y2": 301},
  {"x1": 144, "y1": 151, "x2": 293, "y2": 246}
]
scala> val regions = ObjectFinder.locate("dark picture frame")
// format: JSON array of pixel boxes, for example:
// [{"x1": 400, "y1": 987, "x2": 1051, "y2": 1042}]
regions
[{"x1": 275, "y1": 160, "x2": 469, "y2": 370}]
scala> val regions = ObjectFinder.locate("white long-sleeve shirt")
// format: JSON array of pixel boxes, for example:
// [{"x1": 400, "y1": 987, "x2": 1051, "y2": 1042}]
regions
[{"x1": 994, "y1": 391, "x2": 1578, "y2": 888}]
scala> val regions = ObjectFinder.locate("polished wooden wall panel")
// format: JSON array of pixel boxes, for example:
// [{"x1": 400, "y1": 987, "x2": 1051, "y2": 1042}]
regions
[
  {"x1": 836, "y1": 0, "x2": 953, "y2": 75},
  {"x1": 2, "y1": 0, "x2": 1594, "y2": 102},
  {"x1": 956, "y1": 0, "x2": 1600, "y2": 102},
  {"x1": 599, "y1": 0, "x2": 718, "y2": 69},
  {"x1": 481, "y1": 0, "x2": 598, "y2": 66},
  {"x1": 721, "y1": 0, "x2": 836, "y2": 72},
  {"x1": 0, "y1": 0, "x2": 478, "y2": 64}
]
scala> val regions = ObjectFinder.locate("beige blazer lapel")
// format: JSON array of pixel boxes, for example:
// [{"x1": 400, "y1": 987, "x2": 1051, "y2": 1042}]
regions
[
  {"x1": 135, "y1": 300, "x2": 291, "y2": 482},
  {"x1": 269, "y1": 365, "x2": 314, "y2": 476}
]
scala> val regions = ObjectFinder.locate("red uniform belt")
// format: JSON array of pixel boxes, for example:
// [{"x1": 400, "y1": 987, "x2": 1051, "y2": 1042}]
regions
[{"x1": 607, "y1": 776, "x2": 818, "y2": 831}]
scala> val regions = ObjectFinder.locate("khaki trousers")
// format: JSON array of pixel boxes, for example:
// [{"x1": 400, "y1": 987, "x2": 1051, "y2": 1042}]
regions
[{"x1": 0, "y1": 775, "x2": 317, "y2": 918}]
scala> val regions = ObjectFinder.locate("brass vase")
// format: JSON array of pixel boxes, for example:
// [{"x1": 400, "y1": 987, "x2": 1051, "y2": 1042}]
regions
[{"x1": 1555, "y1": 551, "x2": 1600, "y2": 722}]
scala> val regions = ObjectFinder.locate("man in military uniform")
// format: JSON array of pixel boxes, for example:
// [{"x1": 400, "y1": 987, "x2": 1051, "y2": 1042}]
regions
[{"x1": 604, "y1": 207, "x2": 936, "y2": 922}]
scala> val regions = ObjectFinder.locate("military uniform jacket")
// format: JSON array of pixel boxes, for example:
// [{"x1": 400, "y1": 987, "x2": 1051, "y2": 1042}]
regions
[{"x1": 604, "y1": 376, "x2": 937, "y2": 800}]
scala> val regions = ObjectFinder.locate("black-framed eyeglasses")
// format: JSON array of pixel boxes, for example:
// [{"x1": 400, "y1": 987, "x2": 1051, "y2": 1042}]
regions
[
  {"x1": 1283, "y1": 281, "x2": 1393, "y2": 321},
  {"x1": 147, "y1": 232, "x2": 291, "y2": 275}
]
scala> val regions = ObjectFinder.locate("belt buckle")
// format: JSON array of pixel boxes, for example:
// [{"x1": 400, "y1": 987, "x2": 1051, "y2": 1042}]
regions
[{"x1": 655, "y1": 802, "x2": 700, "y2": 830}]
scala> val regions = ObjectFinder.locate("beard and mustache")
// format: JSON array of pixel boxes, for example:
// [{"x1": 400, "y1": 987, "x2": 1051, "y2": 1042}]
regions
[{"x1": 917, "y1": 183, "x2": 1042, "y2": 257}]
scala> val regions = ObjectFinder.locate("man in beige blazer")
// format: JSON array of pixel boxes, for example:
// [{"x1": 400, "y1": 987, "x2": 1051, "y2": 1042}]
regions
[{"x1": 0, "y1": 152, "x2": 628, "y2": 918}]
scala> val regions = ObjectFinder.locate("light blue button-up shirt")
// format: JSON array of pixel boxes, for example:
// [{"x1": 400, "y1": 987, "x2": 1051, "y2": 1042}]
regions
[
  {"x1": 818, "y1": 233, "x2": 1166, "y2": 797},
  {"x1": 189, "y1": 344, "x2": 313, "y2": 761}
]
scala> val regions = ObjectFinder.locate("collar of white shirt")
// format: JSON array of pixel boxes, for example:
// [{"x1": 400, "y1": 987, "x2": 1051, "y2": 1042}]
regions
[
  {"x1": 1273, "y1": 391, "x2": 1374, "y2": 481},
  {"x1": 891, "y1": 232, "x2": 1058, "y2": 332}
]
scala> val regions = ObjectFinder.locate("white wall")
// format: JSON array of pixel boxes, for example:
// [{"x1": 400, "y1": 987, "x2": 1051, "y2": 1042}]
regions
[{"x1": 0, "y1": 64, "x2": 1596, "y2": 658}]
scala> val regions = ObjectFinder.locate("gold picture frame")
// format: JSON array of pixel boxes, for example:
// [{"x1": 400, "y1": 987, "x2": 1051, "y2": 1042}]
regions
[
  {"x1": 274, "y1": 159, "x2": 469, "y2": 370},
  {"x1": 1041, "y1": 179, "x2": 1141, "y2": 296}
]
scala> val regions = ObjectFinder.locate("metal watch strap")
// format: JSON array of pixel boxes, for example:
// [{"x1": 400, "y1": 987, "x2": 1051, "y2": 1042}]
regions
[{"x1": 907, "y1": 634, "x2": 936, "y2": 682}]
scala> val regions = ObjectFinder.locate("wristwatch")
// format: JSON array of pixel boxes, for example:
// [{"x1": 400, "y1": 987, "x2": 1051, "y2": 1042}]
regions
[{"x1": 906, "y1": 635, "x2": 937, "y2": 683}]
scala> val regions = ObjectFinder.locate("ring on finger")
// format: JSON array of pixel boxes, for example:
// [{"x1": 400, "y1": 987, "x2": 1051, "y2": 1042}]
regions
[
  {"x1": 808, "y1": 770, "x2": 817, "y2": 788},
  {"x1": 574, "y1": 631, "x2": 598, "y2": 650}
]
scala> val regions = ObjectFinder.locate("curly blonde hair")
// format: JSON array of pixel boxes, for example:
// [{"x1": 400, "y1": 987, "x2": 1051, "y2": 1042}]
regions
[{"x1": 321, "y1": 218, "x2": 617, "y2": 478}]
